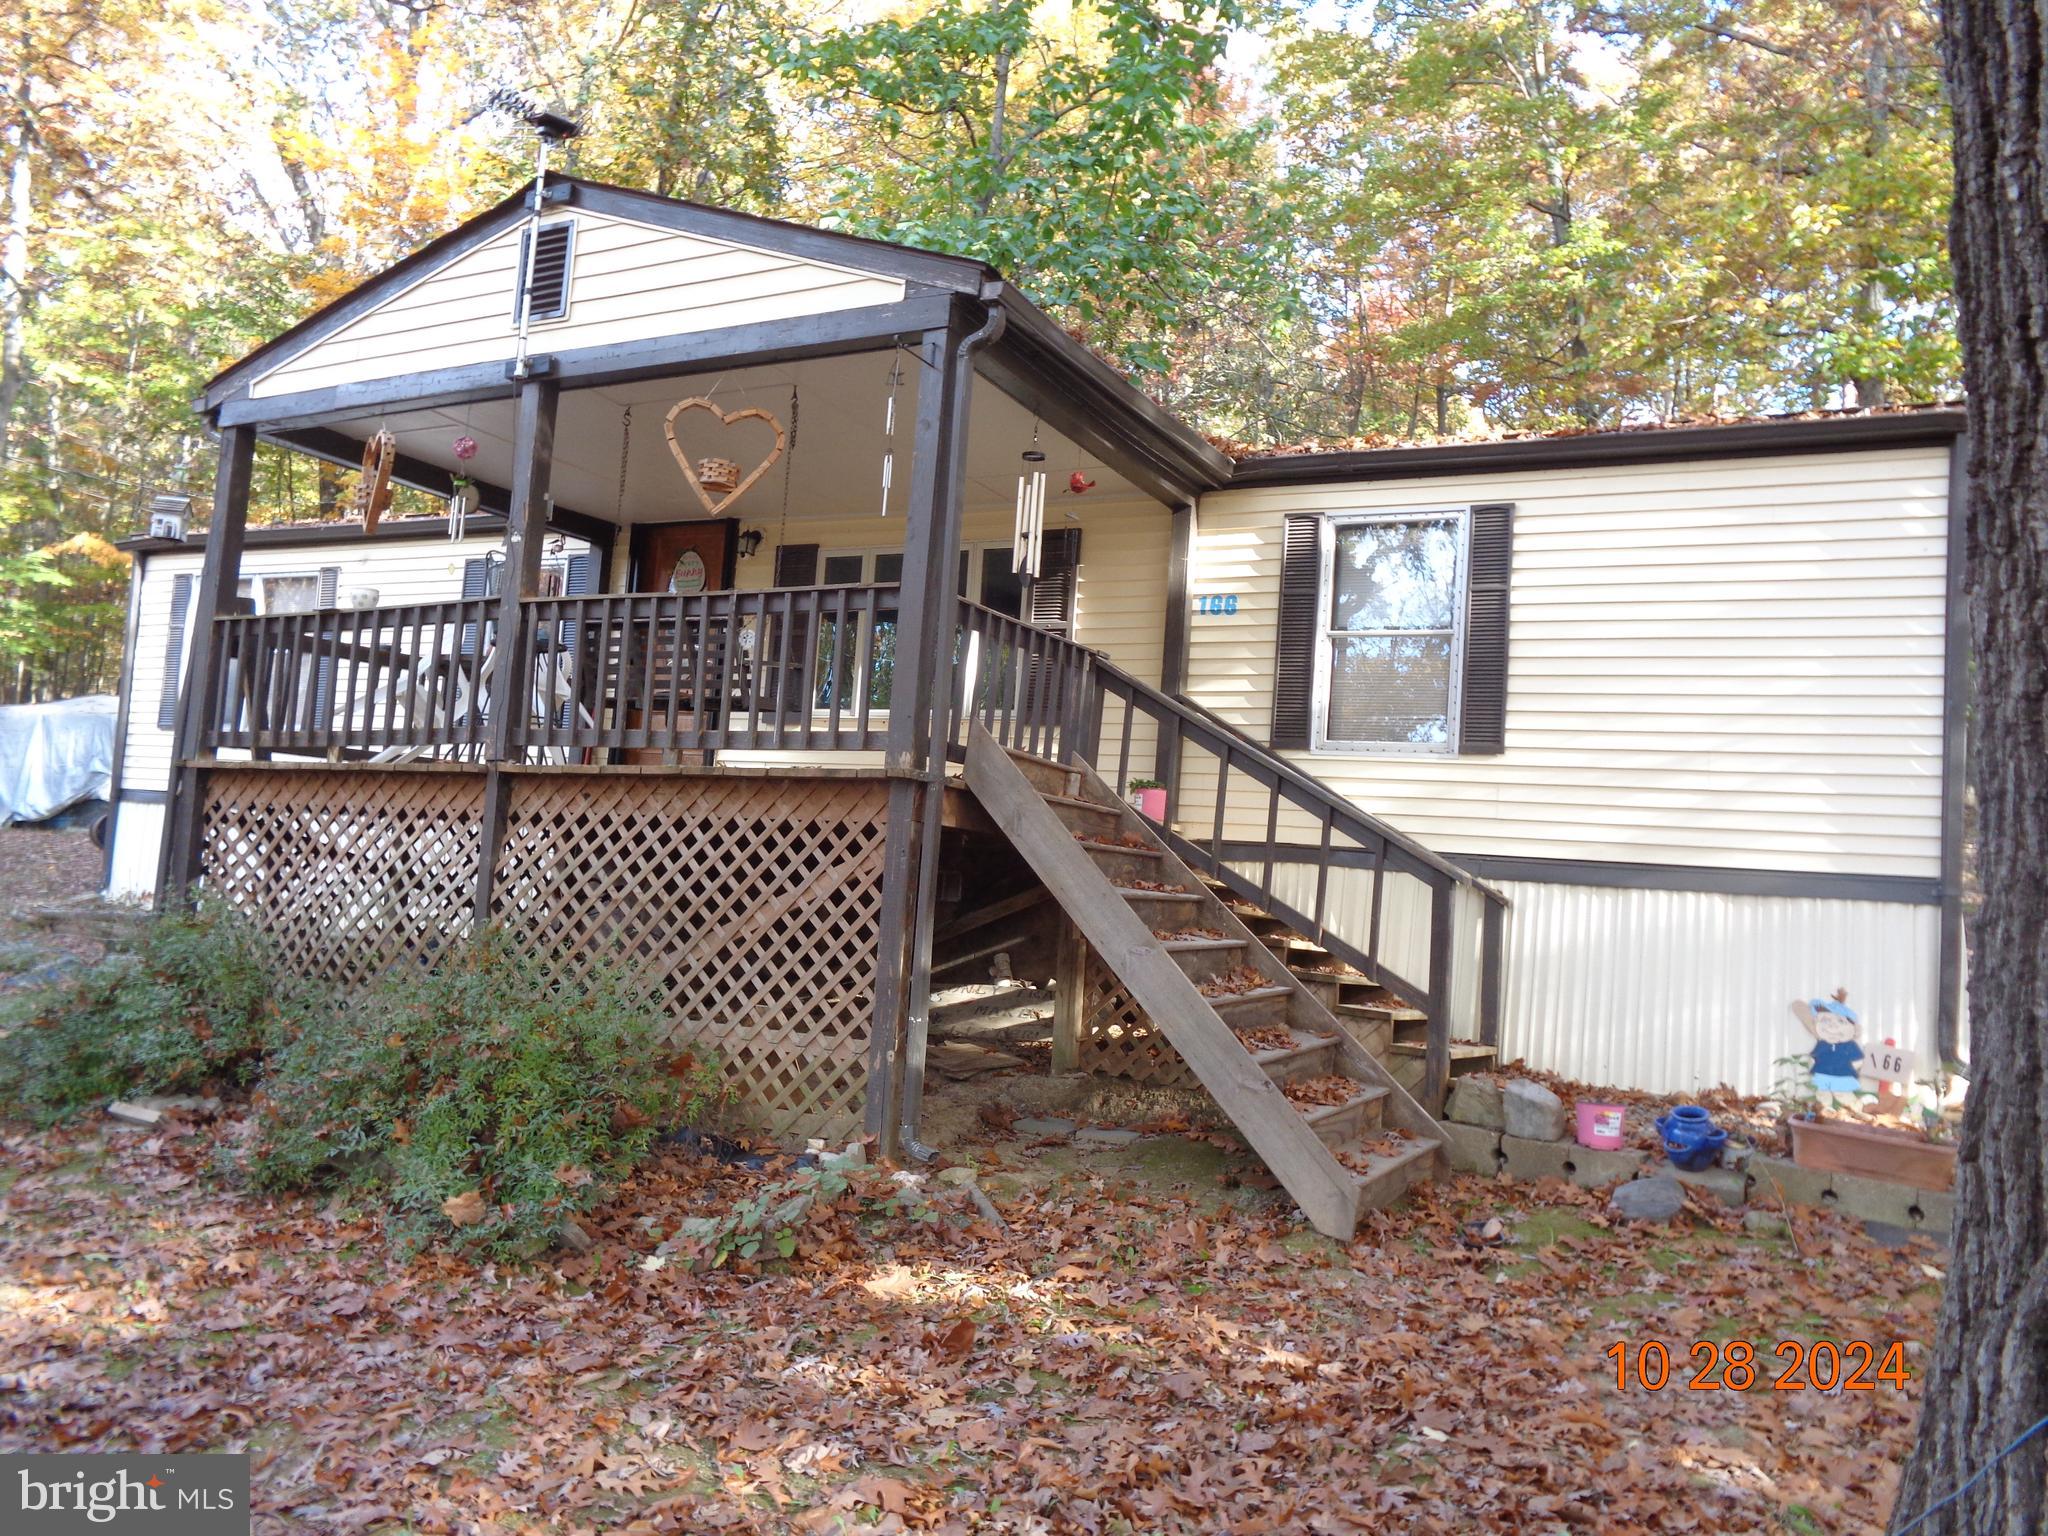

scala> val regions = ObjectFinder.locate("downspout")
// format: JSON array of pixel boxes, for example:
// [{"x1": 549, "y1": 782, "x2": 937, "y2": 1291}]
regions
[{"x1": 900, "y1": 291, "x2": 1009, "y2": 1160}]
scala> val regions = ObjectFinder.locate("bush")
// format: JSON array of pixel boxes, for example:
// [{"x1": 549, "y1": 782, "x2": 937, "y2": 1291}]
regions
[
  {"x1": 243, "y1": 931, "x2": 704, "y2": 1258},
  {"x1": 0, "y1": 907, "x2": 282, "y2": 1125}
]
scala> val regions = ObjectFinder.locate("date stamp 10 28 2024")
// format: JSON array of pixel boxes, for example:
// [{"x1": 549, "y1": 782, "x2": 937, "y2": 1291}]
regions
[{"x1": 1606, "y1": 1339, "x2": 1913, "y2": 1393}]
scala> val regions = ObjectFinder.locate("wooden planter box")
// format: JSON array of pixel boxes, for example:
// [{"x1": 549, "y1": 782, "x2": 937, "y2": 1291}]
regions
[{"x1": 1789, "y1": 1117, "x2": 1957, "y2": 1192}]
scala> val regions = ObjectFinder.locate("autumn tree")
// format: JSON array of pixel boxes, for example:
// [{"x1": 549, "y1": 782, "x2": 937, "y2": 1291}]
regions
[
  {"x1": 1888, "y1": 0, "x2": 2048, "y2": 1530},
  {"x1": 778, "y1": 0, "x2": 1289, "y2": 378}
]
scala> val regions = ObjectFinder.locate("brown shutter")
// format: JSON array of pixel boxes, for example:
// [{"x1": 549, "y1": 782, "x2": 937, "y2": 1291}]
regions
[
  {"x1": 771, "y1": 544, "x2": 820, "y2": 710},
  {"x1": 157, "y1": 573, "x2": 193, "y2": 731},
  {"x1": 1270, "y1": 514, "x2": 1321, "y2": 750},
  {"x1": 1026, "y1": 528, "x2": 1081, "y2": 634},
  {"x1": 1459, "y1": 502, "x2": 1514, "y2": 754}
]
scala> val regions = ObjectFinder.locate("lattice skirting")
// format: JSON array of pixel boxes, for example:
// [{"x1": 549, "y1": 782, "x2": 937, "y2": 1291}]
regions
[
  {"x1": 1076, "y1": 948, "x2": 1193, "y2": 1089},
  {"x1": 492, "y1": 774, "x2": 889, "y2": 1143},
  {"x1": 197, "y1": 767, "x2": 485, "y2": 991},
  {"x1": 196, "y1": 767, "x2": 889, "y2": 1143}
]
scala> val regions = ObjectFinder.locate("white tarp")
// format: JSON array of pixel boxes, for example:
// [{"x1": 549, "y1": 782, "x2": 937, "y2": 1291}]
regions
[{"x1": 0, "y1": 695, "x2": 116, "y2": 824}]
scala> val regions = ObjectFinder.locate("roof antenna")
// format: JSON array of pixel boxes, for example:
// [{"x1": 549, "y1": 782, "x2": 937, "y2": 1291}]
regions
[{"x1": 471, "y1": 88, "x2": 583, "y2": 380}]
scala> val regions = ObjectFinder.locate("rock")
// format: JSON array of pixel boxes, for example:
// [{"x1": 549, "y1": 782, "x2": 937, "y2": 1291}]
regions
[
  {"x1": 1502, "y1": 1079, "x2": 1568, "y2": 1142},
  {"x1": 557, "y1": 1217, "x2": 595, "y2": 1253},
  {"x1": 936, "y1": 1165, "x2": 979, "y2": 1187},
  {"x1": 1439, "y1": 1119, "x2": 1503, "y2": 1175},
  {"x1": 130, "y1": 1094, "x2": 219, "y2": 1116},
  {"x1": 1445, "y1": 1076, "x2": 1506, "y2": 1130},
  {"x1": 1609, "y1": 1176, "x2": 1686, "y2": 1223},
  {"x1": 105, "y1": 1101, "x2": 162, "y2": 1126},
  {"x1": 1742, "y1": 1209, "x2": 1791, "y2": 1238},
  {"x1": 1013, "y1": 1117, "x2": 1078, "y2": 1138},
  {"x1": 1074, "y1": 1126, "x2": 1142, "y2": 1148},
  {"x1": 1672, "y1": 1165, "x2": 1748, "y2": 1208}
]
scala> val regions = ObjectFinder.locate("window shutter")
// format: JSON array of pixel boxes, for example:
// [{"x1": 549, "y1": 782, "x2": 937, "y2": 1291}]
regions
[
  {"x1": 157, "y1": 573, "x2": 193, "y2": 731},
  {"x1": 771, "y1": 545, "x2": 820, "y2": 711},
  {"x1": 1459, "y1": 502, "x2": 1514, "y2": 755},
  {"x1": 312, "y1": 567, "x2": 341, "y2": 725},
  {"x1": 459, "y1": 555, "x2": 496, "y2": 657},
  {"x1": 515, "y1": 220, "x2": 575, "y2": 322},
  {"x1": 1026, "y1": 528, "x2": 1081, "y2": 634},
  {"x1": 772, "y1": 544, "x2": 819, "y2": 586},
  {"x1": 1270, "y1": 514, "x2": 1321, "y2": 750}
]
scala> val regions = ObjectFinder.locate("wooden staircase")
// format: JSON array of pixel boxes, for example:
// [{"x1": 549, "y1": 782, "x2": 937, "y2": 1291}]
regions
[
  {"x1": 1214, "y1": 891, "x2": 1500, "y2": 1093},
  {"x1": 963, "y1": 727, "x2": 1447, "y2": 1239}
]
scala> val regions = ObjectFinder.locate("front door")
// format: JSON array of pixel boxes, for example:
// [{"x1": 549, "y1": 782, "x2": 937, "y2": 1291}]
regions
[{"x1": 632, "y1": 518, "x2": 737, "y2": 594}]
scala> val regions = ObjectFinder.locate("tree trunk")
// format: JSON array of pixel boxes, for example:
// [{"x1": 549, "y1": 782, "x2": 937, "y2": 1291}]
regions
[
  {"x1": 1891, "y1": 1, "x2": 2048, "y2": 1531},
  {"x1": 0, "y1": 114, "x2": 31, "y2": 465}
]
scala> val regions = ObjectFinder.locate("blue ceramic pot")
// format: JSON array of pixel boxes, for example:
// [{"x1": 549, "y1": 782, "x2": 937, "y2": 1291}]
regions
[{"x1": 1655, "y1": 1106, "x2": 1726, "y2": 1171}]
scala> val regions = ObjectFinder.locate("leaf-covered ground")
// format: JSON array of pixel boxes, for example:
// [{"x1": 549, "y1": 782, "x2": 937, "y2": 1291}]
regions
[{"x1": 0, "y1": 1111, "x2": 1942, "y2": 1534}]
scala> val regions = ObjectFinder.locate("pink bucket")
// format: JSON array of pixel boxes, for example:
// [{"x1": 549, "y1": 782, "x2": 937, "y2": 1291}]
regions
[{"x1": 1575, "y1": 1102, "x2": 1626, "y2": 1149}]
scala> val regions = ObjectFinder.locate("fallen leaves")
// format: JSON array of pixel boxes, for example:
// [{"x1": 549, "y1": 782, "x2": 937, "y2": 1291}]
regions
[
  {"x1": 0, "y1": 1108, "x2": 1946, "y2": 1536},
  {"x1": 438, "y1": 1189, "x2": 486, "y2": 1227}
]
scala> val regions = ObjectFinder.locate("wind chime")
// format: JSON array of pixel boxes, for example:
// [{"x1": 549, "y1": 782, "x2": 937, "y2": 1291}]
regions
[
  {"x1": 1012, "y1": 425, "x2": 1048, "y2": 576},
  {"x1": 447, "y1": 430, "x2": 480, "y2": 540},
  {"x1": 878, "y1": 354, "x2": 905, "y2": 516}
]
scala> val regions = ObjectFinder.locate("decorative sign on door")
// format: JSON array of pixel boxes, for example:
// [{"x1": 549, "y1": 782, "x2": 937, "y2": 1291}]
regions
[
  {"x1": 1194, "y1": 594, "x2": 1240, "y2": 616},
  {"x1": 669, "y1": 549, "x2": 708, "y2": 595}
]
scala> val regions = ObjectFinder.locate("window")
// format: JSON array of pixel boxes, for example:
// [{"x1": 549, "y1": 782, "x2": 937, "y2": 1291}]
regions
[
  {"x1": 957, "y1": 542, "x2": 1024, "y2": 618},
  {"x1": 1313, "y1": 512, "x2": 1468, "y2": 753},
  {"x1": 234, "y1": 573, "x2": 322, "y2": 614},
  {"x1": 819, "y1": 549, "x2": 901, "y2": 709}
]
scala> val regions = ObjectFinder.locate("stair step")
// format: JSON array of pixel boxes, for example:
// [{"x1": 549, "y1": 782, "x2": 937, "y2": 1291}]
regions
[
  {"x1": 1116, "y1": 886, "x2": 1204, "y2": 906},
  {"x1": 1345, "y1": 1135, "x2": 1442, "y2": 1212},
  {"x1": 1003, "y1": 746, "x2": 1080, "y2": 797},
  {"x1": 1080, "y1": 842, "x2": 1170, "y2": 886},
  {"x1": 1389, "y1": 1040, "x2": 1498, "y2": 1073},
  {"x1": 1246, "y1": 1029, "x2": 1342, "y2": 1084},
  {"x1": 1162, "y1": 936, "x2": 1253, "y2": 983},
  {"x1": 1203, "y1": 984, "x2": 1293, "y2": 1027},
  {"x1": 1298, "y1": 1085, "x2": 1388, "y2": 1147},
  {"x1": 1337, "y1": 999, "x2": 1428, "y2": 1025},
  {"x1": 1042, "y1": 791, "x2": 1121, "y2": 819}
]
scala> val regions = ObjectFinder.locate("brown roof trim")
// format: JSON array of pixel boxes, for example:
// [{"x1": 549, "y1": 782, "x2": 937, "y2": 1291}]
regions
[
  {"x1": 117, "y1": 514, "x2": 509, "y2": 556},
  {"x1": 1225, "y1": 408, "x2": 1968, "y2": 487}
]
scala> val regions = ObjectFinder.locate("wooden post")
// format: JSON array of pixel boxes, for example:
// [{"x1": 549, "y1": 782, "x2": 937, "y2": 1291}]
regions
[
  {"x1": 474, "y1": 379, "x2": 559, "y2": 924},
  {"x1": 156, "y1": 425, "x2": 256, "y2": 908},
  {"x1": 1051, "y1": 918, "x2": 1086, "y2": 1073},
  {"x1": 866, "y1": 309, "x2": 976, "y2": 1152},
  {"x1": 1479, "y1": 894, "x2": 1504, "y2": 1050},
  {"x1": 1423, "y1": 880, "x2": 1454, "y2": 1114}
]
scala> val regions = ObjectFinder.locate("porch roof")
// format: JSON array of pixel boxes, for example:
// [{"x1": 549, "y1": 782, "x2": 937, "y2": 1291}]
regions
[{"x1": 199, "y1": 177, "x2": 1233, "y2": 508}]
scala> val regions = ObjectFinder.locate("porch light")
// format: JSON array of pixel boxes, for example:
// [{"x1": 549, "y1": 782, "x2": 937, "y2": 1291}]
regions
[{"x1": 737, "y1": 528, "x2": 765, "y2": 560}]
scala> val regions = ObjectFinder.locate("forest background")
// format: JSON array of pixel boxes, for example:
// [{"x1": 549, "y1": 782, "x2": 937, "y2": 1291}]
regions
[{"x1": 0, "y1": 0, "x2": 1952, "y2": 694}]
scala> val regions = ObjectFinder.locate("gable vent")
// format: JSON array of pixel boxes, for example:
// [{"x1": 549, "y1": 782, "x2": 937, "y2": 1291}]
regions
[{"x1": 516, "y1": 220, "x2": 575, "y2": 323}]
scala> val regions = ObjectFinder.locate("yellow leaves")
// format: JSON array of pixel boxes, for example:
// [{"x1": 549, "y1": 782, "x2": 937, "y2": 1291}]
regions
[{"x1": 40, "y1": 532, "x2": 126, "y2": 569}]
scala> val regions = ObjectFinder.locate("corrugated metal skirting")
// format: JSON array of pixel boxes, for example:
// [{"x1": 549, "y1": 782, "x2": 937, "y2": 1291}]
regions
[{"x1": 1495, "y1": 881, "x2": 1940, "y2": 1097}]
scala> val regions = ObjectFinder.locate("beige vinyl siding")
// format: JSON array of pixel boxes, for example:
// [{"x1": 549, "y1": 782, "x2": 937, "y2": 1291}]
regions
[
  {"x1": 1186, "y1": 446, "x2": 1951, "y2": 877},
  {"x1": 249, "y1": 211, "x2": 909, "y2": 399}
]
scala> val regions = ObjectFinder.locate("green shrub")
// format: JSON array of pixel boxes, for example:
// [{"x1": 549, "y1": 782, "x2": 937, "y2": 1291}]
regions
[
  {"x1": 243, "y1": 931, "x2": 699, "y2": 1258},
  {"x1": 0, "y1": 907, "x2": 283, "y2": 1125}
]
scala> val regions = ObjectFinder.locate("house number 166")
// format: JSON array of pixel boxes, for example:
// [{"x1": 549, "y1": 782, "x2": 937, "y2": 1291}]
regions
[{"x1": 1194, "y1": 594, "x2": 1239, "y2": 616}]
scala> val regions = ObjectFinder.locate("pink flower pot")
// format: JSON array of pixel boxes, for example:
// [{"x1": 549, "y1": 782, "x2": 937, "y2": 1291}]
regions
[{"x1": 1134, "y1": 787, "x2": 1167, "y2": 821}]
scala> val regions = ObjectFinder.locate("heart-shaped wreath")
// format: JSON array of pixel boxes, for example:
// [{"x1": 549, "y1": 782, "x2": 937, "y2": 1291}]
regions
[{"x1": 663, "y1": 397, "x2": 787, "y2": 517}]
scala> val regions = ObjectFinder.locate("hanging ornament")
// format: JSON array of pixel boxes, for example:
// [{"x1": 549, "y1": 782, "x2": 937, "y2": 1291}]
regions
[
  {"x1": 1068, "y1": 471, "x2": 1097, "y2": 495},
  {"x1": 1013, "y1": 426, "x2": 1048, "y2": 577},
  {"x1": 662, "y1": 398, "x2": 786, "y2": 516},
  {"x1": 879, "y1": 354, "x2": 905, "y2": 516},
  {"x1": 447, "y1": 433, "x2": 480, "y2": 541},
  {"x1": 354, "y1": 429, "x2": 397, "y2": 534}
]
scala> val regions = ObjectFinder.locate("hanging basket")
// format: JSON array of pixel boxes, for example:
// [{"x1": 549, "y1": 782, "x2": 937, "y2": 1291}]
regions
[{"x1": 696, "y1": 457, "x2": 741, "y2": 494}]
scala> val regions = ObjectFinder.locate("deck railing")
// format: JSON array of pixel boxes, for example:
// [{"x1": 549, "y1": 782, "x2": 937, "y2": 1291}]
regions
[
  {"x1": 205, "y1": 601, "x2": 499, "y2": 758},
  {"x1": 195, "y1": 585, "x2": 900, "y2": 762},
  {"x1": 513, "y1": 584, "x2": 897, "y2": 755},
  {"x1": 946, "y1": 597, "x2": 1508, "y2": 1109}
]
